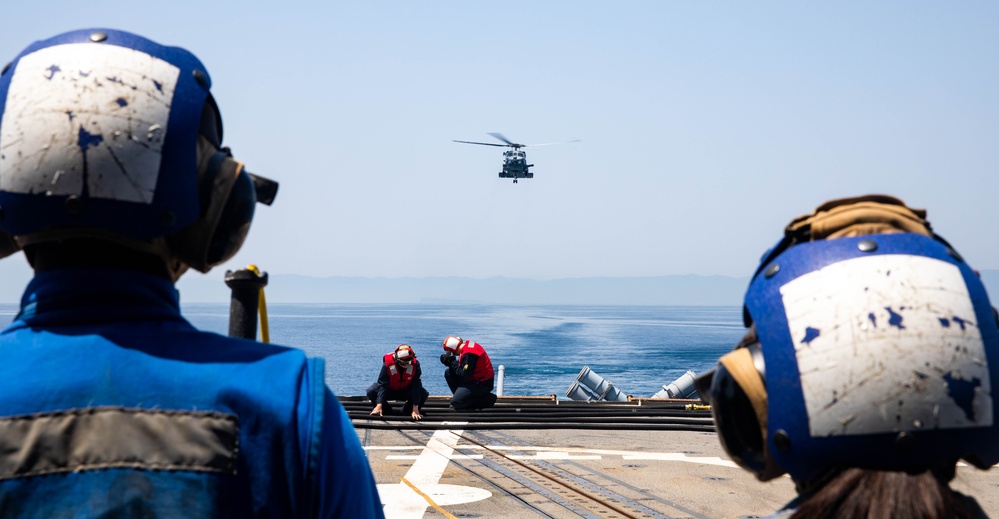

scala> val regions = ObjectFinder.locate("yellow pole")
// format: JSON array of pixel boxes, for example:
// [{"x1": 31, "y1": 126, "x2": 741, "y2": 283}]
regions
[{"x1": 245, "y1": 264, "x2": 270, "y2": 343}]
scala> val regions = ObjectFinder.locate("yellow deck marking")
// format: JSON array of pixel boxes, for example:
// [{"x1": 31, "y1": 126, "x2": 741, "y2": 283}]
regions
[
  {"x1": 378, "y1": 423, "x2": 491, "y2": 519},
  {"x1": 400, "y1": 476, "x2": 457, "y2": 519}
]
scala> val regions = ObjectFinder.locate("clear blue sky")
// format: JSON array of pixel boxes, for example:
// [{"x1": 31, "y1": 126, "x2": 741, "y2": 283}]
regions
[{"x1": 1, "y1": 2, "x2": 997, "y2": 290}]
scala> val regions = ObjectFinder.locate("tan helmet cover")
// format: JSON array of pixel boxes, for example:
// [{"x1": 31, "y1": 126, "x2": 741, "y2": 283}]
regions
[{"x1": 784, "y1": 194, "x2": 932, "y2": 241}]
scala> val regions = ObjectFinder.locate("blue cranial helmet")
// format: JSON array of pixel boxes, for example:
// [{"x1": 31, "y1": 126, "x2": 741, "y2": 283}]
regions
[
  {"x1": 705, "y1": 230, "x2": 999, "y2": 485},
  {"x1": 0, "y1": 29, "x2": 276, "y2": 271}
]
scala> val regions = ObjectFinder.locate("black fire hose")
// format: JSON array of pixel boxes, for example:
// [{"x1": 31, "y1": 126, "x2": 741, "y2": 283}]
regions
[
  {"x1": 352, "y1": 421, "x2": 715, "y2": 432},
  {"x1": 342, "y1": 397, "x2": 716, "y2": 432}
]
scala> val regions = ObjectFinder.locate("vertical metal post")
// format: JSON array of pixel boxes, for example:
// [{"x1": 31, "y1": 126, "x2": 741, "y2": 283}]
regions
[
  {"x1": 224, "y1": 268, "x2": 268, "y2": 340},
  {"x1": 497, "y1": 365, "x2": 505, "y2": 397}
]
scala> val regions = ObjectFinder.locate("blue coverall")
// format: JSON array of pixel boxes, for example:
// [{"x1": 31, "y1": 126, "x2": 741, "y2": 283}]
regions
[{"x1": 0, "y1": 268, "x2": 384, "y2": 518}]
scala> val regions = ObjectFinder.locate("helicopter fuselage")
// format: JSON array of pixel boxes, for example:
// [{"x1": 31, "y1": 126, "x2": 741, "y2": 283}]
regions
[
  {"x1": 500, "y1": 149, "x2": 534, "y2": 183},
  {"x1": 454, "y1": 133, "x2": 572, "y2": 184}
]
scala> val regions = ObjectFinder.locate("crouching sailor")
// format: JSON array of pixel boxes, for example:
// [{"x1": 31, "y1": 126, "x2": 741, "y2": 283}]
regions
[
  {"x1": 367, "y1": 344, "x2": 430, "y2": 420},
  {"x1": 440, "y1": 336, "x2": 498, "y2": 410},
  {"x1": 0, "y1": 29, "x2": 383, "y2": 518}
]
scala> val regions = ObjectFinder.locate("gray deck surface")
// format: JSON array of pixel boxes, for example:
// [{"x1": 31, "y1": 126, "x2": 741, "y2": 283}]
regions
[{"x1": 350, "y1": 399, "x2": 999, "y2": 518}]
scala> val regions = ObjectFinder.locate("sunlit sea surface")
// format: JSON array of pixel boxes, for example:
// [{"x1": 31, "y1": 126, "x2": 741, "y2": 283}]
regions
[{"x1": 0, "y1": 303, "x2": 744, "y2": 399}]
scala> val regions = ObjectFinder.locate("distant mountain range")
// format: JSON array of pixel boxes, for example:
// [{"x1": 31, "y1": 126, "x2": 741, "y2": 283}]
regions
[
  {"x1": 2, "y1": 259, "x2": 998, "y2": 307},
  {"x1": 177, "y1": 273, "x2": 753, "y2": 305},
  {"x1": 179, "y1": 270, "x2": 999, "y2": 306}
]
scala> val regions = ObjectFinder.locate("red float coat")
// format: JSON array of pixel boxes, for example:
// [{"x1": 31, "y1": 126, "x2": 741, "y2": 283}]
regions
[
  {"x1": 383, "y1": 353, "x2": 417, "y2": 391},
  {"x1": 459, "y1": 341, "x2": 494, "y2": 382}
]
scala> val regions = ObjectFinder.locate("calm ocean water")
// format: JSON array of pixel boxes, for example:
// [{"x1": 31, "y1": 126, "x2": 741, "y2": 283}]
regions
[{"x1": 0, "y1": 303, "x2": 745, "y2": 399}]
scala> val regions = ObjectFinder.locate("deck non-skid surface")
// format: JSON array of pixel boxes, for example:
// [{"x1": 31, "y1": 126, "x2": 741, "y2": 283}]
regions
[
  {"x1": 362, "y1": 426, "x2": 776, "y2": 518},
  {"x1": 352, "y1": 398, "x2": 999, "y2": 518}
]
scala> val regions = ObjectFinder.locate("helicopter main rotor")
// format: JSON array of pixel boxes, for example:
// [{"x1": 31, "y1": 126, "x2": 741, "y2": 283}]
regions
[
  {"x1": 453, "y1": 133, "x2": 580, "y2": 149},
  {"x1": 452, "y1": 132, "x2": 526, "y2": 149}
]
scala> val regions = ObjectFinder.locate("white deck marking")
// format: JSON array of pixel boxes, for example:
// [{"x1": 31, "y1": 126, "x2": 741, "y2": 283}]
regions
[
  {"x1": 622, "y1": 453, "x2": 738, "y2": 467},
  {"x1": 386, "y1": 454, "x2": 483, "y2": 460},
  {"x1": 378, "y1": 423, "x2": 491, "y2": 519},
  {"x1": 368, "y1": 443, "x2": 742, "y2": 467},
  {"x1": 386, "y1": 453, "x2": 602, "y2": 460},
  {"x1": 514, "y1": 452, "x2": 601, "y2": 460},
  {"x1": 371, "y1": 438, "x2": 754, "y2": 516}
]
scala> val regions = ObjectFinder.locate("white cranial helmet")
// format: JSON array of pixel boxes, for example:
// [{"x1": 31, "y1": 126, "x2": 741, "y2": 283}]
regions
[
  {"x1": 394, "y1": 344, "x2": 414, "y2": 362},
  {"x1": 0, "y1": 28, "x2": 278, "y2": 271},
  {"x1": 442, "y1": 336, "x2": 463, "y2": 353}
]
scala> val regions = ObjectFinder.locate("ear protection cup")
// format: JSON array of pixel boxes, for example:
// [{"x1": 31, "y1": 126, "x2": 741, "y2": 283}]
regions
[
  {"x1": 712, "y1": 346, "x2": 768, "y2": 474},
  {"x1": 205, "y1": 154, "x2": 255, "y2": 266},
  {"x1": 700, "y1": 343, "x2": 786, "y2": 481},
  {"x1": 168, "y1": 139, "x2": 255, "y2": 272},
  {"x1": 166, "y1": 96, "x2": 257, "y2": 272}
]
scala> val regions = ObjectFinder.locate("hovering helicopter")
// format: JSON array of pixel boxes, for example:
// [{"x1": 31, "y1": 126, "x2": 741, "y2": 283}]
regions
[{"x1": 453, "y1": 133, "x2": 578, "y2": 183}]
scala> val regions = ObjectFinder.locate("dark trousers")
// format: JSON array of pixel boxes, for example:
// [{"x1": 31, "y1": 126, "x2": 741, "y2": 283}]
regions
[
  {"x1": 365, "y1": 383, "x2": 429, "y2": 413},
  {"x1": 444, "y1": 370, "x2": 496, "y2": 410}
]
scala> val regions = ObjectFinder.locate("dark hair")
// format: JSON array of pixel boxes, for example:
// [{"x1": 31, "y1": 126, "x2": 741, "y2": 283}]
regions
[{"x1": 791, "y1": 468, "x2": 976, "y2": 519}]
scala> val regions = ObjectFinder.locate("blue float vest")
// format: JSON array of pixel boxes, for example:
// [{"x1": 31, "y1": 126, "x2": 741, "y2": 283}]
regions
[{"x1": 0, "y1": 268, "x2": 380, "y2": 518}]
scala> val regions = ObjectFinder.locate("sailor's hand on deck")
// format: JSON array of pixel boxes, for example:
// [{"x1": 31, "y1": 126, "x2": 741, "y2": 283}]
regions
[
  {"x1": 370, "y1": 404, "x2": 383, "y2": 417},
  {"x1": 411, "y1": 406, "x2": 423, "y2": 421}
]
